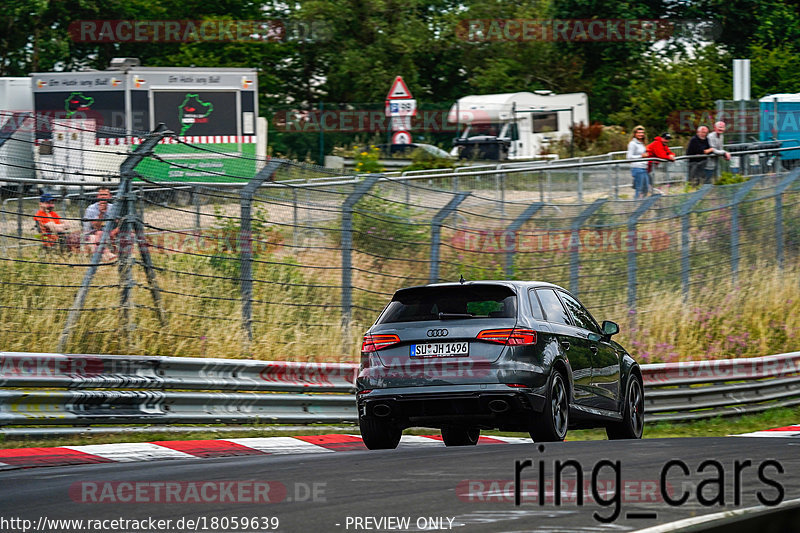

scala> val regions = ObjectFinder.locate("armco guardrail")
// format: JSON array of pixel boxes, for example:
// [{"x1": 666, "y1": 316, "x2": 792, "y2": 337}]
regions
[
  {"x1": 0, "y1": 352, "x2": 356, "y2": 392},
  {"x1": 641, "y1": 351, "x2": 800, "y2": 422},
  {"x1": 0, "y1": 352, "x2": 357, "y2": 427},
  {"x1": 0, "y1": 351, "x2": 798, "y2": 428}
]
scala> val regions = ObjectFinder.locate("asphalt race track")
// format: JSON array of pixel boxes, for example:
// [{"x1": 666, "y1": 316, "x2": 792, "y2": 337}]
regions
[{"x1": 1, "y1": 437, "x2": 798, "y2": 532}]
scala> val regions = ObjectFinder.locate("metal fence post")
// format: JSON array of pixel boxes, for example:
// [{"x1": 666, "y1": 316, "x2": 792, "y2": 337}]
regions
[
  {"x1": 429, "y1": 192, "x2": 470, "y2": 283},
  {"x1": 504, "y1": 203, "x2": 545, "y2": 277},
  {"x1": 498, "y1": 171, "x2": 505, "y2": 218},
  {"x1": 772, "y1": 170, "x2": 800, "y2": 269},
  {"x1": 240, "y1": 160, "x2": 286, "y2": 349},
  {"x1": 730, "y1": 176, "x2": 763, "y2": 283},
  {"x1": 627, "y1": 195, "x2": 661, "y2": 311},
  {"x1": 193, "y1": 185, "x2": 201, "y2": 235},
  {"x1": 679, "y1": 185, "x2": 713, "y2": 302},
  {"x1": 341, "y1": 175, "x2": 381, "y2": 329},
  {"x1": 546, "y1": 162, "x2": 552, "y2": 202},
  {"x1": 117, "y1": 179, "x2": 137, "y2": 348},
  {"x1": 539, "y1": 171, "x2": 545, "y2": 203},
  {"x1": 776, "y1": 192, "x2": 784, "y2": 269},
  {"x1": 614, "y1": 163, "x2": 620, "y2": 200},
  {"x1": 292, "y1": 187, "x2": 299, "y2": 248},
  {"x1": 577, "y1": 160, "x2": 584, "y2": 203},
  {"x1": 58, "y1": 125, "x2": 168, "y2": 352},
  {"x1": 16, "y1": 184, "x2": 23, "y2": 257},
  {"x1": 570, "y1": 198, "x2": 606, "y2": 297}
]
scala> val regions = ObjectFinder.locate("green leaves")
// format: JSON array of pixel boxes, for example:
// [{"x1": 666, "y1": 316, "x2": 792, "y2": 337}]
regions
[{"x1": 5, "y1": 0, "x2": 800, "y2": 153}]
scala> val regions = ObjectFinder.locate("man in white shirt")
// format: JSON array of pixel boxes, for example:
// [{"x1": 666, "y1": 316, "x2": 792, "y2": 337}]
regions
[
  {"x1": 706, "y1": 121, "x2": 731, "y2": 181},
  {"x1": 82, "y1": 188, "x2": 118, "y2": 262}
]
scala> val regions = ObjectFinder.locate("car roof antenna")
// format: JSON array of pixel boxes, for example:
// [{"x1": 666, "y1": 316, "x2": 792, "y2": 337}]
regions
[{"x1": 459, "y1": 274, "x2": 466, "y2": 284}]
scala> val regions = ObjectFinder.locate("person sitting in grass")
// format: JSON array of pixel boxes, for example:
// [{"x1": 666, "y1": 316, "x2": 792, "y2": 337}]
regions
[
  {"x1": 34, "y1": 193, "x2": 76, "y2": 251},
  {"x1": 82, "y1": 187, "x2": 118, "y2": 262}
]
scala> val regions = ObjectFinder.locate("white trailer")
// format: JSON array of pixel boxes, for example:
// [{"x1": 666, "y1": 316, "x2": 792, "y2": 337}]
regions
[
  {"x1": 448, "y1": 91, "x2": 589, "y2": 160},
  {"x1": 0, "y1": 77, "x2": 35, "y2": 186}
]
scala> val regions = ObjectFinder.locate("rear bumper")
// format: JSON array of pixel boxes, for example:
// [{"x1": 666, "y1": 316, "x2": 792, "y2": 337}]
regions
[{"x1": 356, "y1": 385, "x2": 546, "y2": 430}]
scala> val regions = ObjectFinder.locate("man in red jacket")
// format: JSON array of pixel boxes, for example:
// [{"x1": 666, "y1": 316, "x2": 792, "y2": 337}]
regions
[{"x1": 645, "y1": 132, "x2": 676, "y2": 194}]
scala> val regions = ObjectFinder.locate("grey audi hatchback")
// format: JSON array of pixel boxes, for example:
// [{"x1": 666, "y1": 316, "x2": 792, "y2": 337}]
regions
[{"x1": 356, "y1": 280, "x2": 644, "y2": 449}]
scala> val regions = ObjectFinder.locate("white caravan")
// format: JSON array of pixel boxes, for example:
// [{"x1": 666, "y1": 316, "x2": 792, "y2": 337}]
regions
[
  {"x1": 0, "y1": 77, "x2": 35, "y2": 186},
  {"x1": 448, "y1": 91, "x2": 589, "y2": 160}
]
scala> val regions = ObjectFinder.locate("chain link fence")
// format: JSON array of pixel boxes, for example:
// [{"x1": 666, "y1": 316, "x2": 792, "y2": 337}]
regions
[{"x1": 0, "y1": 121, "x2": 797, "y2": 361}]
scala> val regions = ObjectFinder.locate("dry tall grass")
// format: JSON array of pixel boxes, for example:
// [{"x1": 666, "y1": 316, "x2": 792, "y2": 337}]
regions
[
  {"x1": 614, "y1": 263, "x2": 800, "y2": 363},
  {"x1": 2, "y1": 244, "x2": 798, "y2": 363}
]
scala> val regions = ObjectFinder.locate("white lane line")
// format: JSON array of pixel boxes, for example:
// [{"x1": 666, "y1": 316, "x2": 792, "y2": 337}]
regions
[
  {"x1": 225, "y1": 437, "x2": 335, "y2": 454},
  {"x1": 734, "y1": 431, "x2": 800, "y2": 437},
  {"x1": 486, "y1": 436, "x2": 533, "y2": 444},
  {"x1": 632, "y1": 496, "x2": 800, "y2": 532},
  {"x1": 63, "y1": 443, "x2": 196, "y2": 462},
  {"x1": 398, "y1": 435, "x2": 445, "y2": 446}
]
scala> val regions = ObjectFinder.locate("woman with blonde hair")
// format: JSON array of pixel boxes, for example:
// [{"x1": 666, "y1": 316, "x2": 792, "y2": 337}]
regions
[{"x1": 626, "y1": 125, "x2": 650, "y2": 199}]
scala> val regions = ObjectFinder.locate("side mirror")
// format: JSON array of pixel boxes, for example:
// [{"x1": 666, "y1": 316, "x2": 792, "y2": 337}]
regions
[{"x1": 602, "y1": 320, "x2": 619, "y2": 337}]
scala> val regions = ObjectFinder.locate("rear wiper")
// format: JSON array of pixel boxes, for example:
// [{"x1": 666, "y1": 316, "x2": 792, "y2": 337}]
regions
[{"x1": 438, "y1": 312, "x2": 474, "y2": 320}]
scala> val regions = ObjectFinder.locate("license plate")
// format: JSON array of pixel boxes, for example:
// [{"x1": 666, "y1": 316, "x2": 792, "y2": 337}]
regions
[{"x1": 409, "y1": 342, "x2": 469, "y2": 358}]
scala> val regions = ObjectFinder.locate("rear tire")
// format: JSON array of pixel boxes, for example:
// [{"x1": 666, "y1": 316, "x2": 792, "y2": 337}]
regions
[
  {"x1": 359, "y1": 417, "x2": 402, "y2": 450},
  {"x1": 530, "y1": 371, "x2": 569, "y2": 442},
  {"x1": 441, "y1": 426, "x2": 480, "y2": 446},
  {"x1": 606, "y1": 375, "x2": 644, "y2": 440}
]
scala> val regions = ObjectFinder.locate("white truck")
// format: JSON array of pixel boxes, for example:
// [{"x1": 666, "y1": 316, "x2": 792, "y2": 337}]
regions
[
  {"x1": 447, "y1": 91, "x2": 589, "y2": 160},
  {"x1": 0, "y1": 77, "x2": 35, "y2": 187}
]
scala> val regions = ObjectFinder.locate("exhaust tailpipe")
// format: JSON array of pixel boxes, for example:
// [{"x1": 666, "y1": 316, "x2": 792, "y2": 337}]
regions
[
  {"x1": 488, "y1": 400, "x2": 510, "y2": 413},
  {"x1": 372, "y1": 403, "x2": 392, "y2": 417}
]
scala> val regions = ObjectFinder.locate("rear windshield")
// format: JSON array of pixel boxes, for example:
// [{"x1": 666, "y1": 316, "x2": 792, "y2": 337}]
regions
[{"x1": 377, "y1": 285, "x2": 517, "y2": 324}]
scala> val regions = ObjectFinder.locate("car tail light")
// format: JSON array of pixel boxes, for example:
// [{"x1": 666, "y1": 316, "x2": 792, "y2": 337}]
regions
[
  {"x1": 357, "y1": 389, "x2": 373, "y2": 395},
  {"x1": 361, "y1": 333, "x2": 401, "y2": 352},
  {"x1": 477, "y1": 328, "x2": 537, "y2": 346},
  {"x1": 506, "y1": 383, "x2": 529, "y2": 388}
]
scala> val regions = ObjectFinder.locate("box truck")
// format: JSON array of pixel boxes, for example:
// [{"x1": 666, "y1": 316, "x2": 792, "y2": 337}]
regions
[{"x1": 31, "y1": 60, "x2": 265, "y2": 184}]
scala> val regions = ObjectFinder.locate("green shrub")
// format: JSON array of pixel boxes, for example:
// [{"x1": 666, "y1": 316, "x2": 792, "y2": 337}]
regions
[
  {"x1": 715, "y1": 171, "x2": 748, "y2": 185},
  {"x1": 350, "y1": 195, "x2": 428, "y2": 259},
  {"x1": 354, "y1": 146, "x2": 385, "y2": 174}
]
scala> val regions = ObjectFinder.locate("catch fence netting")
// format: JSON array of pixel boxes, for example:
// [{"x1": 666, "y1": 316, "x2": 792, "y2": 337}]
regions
[{"x1": 1, "y1": 120, "x2": 798, "y2": 361}]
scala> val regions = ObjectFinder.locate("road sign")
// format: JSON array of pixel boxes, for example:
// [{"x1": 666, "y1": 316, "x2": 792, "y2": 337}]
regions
[
  {"x1": 385, "y1": 99, "x2": 417, "y2": 117},
  {"x1": 390, "y1": 116, "x2": 412, "y2": 131},
  {"x1": 392, "y1": 131, "x2": 412, "y2": 145},
  {"x1": 387, "y1": 76, "x2": 413, "y2": 99}
]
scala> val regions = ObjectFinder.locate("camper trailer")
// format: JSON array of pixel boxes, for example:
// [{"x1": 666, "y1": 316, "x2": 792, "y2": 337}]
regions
[
  {"x1": 0, "y1": 77, "x2": 35, "y2": 187},
  {"x1": 448, "y1": 91, "x2": 588, "y2": 160}
]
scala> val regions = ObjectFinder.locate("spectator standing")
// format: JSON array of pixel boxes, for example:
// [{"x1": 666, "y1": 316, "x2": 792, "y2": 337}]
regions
[
  {"x1": 686, "y1": 126, "x2": 714, "y2": 185},
  {"x1": 645, "y1": 132, "x2": 676, "y2": 191},
  {"x1": 706, "y1": 121, "x2": 731, "y2": 181},
  {"x1": 626, "y1": 125, "x2": 650, "y2": 199},
  {"x1": 82, "y1": 188, "x2": 118, "y2": 262}
]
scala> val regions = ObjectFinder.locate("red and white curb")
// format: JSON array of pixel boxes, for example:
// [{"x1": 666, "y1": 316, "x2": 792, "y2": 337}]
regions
[
  {"x1": 734, "y1": 424, "x2": 800, "y2": 438},
  {"x1": 0, "y1": 434, "x2": 530, "y2": 471}
]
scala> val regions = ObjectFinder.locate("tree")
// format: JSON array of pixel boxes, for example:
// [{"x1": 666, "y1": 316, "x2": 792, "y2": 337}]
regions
[{"x1": 609, "y1": 46, "x2": 731, "y2": 135}]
